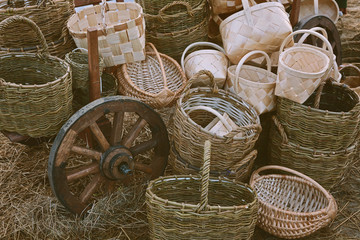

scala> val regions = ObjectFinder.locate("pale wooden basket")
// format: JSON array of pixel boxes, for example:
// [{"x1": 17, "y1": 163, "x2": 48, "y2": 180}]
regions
[
  {"x1": 67, "y1": 1, "x2": 146, "y2": 67},
  {"x1": 226, "y1": 50, "x2": 277, "y2": 115},
  {"x1": 210, "y1": 0, "x2": 243, "y2": 14},
  {"x1": 181, "y1": 41, "x2": 229, "y2": 88},
  {"x1": 298, "y1": 0, "x2": 339, "y2": 24}
]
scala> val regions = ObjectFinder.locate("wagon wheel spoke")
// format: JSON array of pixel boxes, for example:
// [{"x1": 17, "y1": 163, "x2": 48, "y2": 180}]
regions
[
  {"x1": 89, "y1": 122, "x2": 110, "y2": 151},
  {"x1": 66, "y1": 162, "x2": 100, "y2": 183},
  {"x1": 71, "y1": 146, "x2": 102, "y2": 161},
  {"x1": 110, "y1": 111, "x2": 124, "y2": 146},
  {"x1": 121, "y1": 118, "x2": 147, "y2": 148},
  {"x1": 130, "y1": 137, "x2": 159, "y2": 156},
  {"x1": 79, "y1": 174, "x2": 106, "y2": 204},
  {"x1": 133, "y1": 162, "x2": 153, "y2": 175}
]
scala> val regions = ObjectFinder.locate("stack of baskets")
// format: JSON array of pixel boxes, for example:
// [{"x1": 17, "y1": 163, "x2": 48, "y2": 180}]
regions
[
  {"x1": 137, "y1": 0, "x2": 209, "y2": 62},
  {"x1": 169, "y1": 70, "x2": 261, "y2": 181},
  {"x1": 0, "y1": 0, "x2": 76, "y2": 58}
]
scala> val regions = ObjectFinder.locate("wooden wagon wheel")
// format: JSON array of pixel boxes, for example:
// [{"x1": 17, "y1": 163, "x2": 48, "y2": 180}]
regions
[
  {"x1": 293, "y1": 15, "x2": 342, "y2": 66},
  {"x1": 48, "y1": 96, "x2": 169, "y2": 215}
]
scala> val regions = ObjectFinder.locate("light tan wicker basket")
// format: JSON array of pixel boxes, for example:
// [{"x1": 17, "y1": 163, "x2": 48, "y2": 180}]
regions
[
  {"x1": 117, "y1": 43, "x2": 187, "y2": 109},
  {"x1": 219, "y1": 0, "x2": 293, "y2": 64},
  {"x1": 210, "y1": 0, "x2": 243, "y2": 14},
  {"x1": 181, "y1": 42, "x2": 228, "y2": 88},
  {"x1": 147, "y1": 140, "x2": 258, "y2": 240},
  {"x1": 67, "y1": 0, "x2": 145, "y2": 67},
  {"x1": 275, "y1": 29, "x2": 333, "y2": 104},
  {"x1": 226, "y1": 50, "x2": 277, "y2": 115},
  {"x1": 250, "y1": 165, "x2": 338, "y2": 239},
  {"x1": 340, "y1": 64, "x2": 360, "y2": 96},
  {"x1": 298, "y1": 0, "x2": 339, "y2": 24}
]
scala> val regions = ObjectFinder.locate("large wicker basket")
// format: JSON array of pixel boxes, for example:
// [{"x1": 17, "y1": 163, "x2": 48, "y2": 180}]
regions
[
  {"x1": 117, "y1": 43, "x2": 187, "y2": 109},
  {"x1": 0, "y1": 16, "x2": 72, "y2": 137},
  {"x1": 171, "y1": 70, "x2": 261, "y2": 172},
  {"x1": 250, "y1": 165, "x2": 338, "y2": 239},
  {"x1": 146, "y1": 141, "x2": 258, "y2": 240},
  {"x1": 67, "y1": 1, "x2": 146, "y2": 67}
]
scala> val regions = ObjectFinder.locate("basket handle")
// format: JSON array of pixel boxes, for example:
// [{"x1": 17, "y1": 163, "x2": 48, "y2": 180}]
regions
[
  {"x1": 72, "y1": 47, "x2": 89, "y2": 53},
  {"x1": 339, "y1": 64, "x2": 360, "y2": 77},
  {"x1": 249, "y1": 164, "x2": 337, "y2": 220},
  {"x1": 224, "y1": 123, "x2": 262, "y2": 139},
  {"x1": 183, "y1": 70, "x2": 218, "y2": 93},
  {"x1": 159, "y1": 1, "x2": 194, "y2": 17},
  {"x1": 145, "y1": 43, "x2": 168, "y2": 88},
  {"x1": 241, "y1": 0, "x2": 258, "y2": 26},
  {"x1": 181, "y1": 42, "x2": 226, "y2": 71},
  {"x1": 211, "y1": 13, "x2": 223, "y2": 26},
  {"x1": 0, "y1": 15, "x2": 49, "y2": 55},
  {"x1": 271, "y1": 115, "x2": 288, "y2": 144},
  {"x1": 187, "y1": 106, "x2": 233, "y2": 132},
  {"x1": 297, "y1": 27, "x2": 328, "y2": 50},
  {"x1": 234, "y1": 50, "x2": 272, "y2": 93},
  {"x1": 313, "y1": 0, "x2": 319, "y2": 15},
  {"x1": 196, "y1": 140, "x2": 211, "y2": 212}
]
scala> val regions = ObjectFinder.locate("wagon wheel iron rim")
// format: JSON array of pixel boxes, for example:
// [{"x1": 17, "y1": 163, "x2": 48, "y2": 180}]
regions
[{"x1": 48, "y1": 96, "x2": 169, "y2": 215}]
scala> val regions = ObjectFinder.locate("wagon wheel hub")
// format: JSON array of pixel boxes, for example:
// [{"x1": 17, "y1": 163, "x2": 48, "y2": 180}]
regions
[{"x1": 100, "y1": 146, "x2": 134, "y2": 180}]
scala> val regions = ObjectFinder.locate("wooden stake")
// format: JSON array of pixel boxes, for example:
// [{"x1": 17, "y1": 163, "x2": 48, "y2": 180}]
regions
[{"x1": 87, "y1": 27, "x2": 101, "y2": 102}]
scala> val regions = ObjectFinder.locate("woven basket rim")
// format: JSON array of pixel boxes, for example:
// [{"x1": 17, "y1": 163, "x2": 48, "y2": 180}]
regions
[
  {"x1": 279, "y1": 46, "x2": 330, "y2": 77},
  {"x1": 121, "y1": 51, "x2": 186, "y2": 98},
  {"x1": 67, "y1": 2, "x2": 143, "y2": 37},
  {"x1": 178, "y1": 86, "x2": 260, "y2": 140},
  {"x1": 147, "y1": 175, "x2": 257, "y2": 211},
  {"x1": 0, "y1": 52, "x2": 70, "y2": 88},
  {"x1": 228, "y1": 65, "x2": 276, "y2": 87},
  {"x1": 0, "y1": 0, "x2": 69, "y2": 12},
  {"x1": 219, "y1": 2, "x2": 283, "y2": 29},
  {"x1": 299, "y1": 0, "x2": 339, "y2": 23},
  {"x1": 184, "y1": 49, "x2": 226, "y2": 64}
]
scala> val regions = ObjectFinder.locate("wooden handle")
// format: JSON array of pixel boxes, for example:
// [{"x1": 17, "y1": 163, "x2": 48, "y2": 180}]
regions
[
  {"x1": 272, "y1": 115, "x2": 288, "y2": 144},
  {"x1": 196, "y1": 140, "x2": 211, "y2": 212}
]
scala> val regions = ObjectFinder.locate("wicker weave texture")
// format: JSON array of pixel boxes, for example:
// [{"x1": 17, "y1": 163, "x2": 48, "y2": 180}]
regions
[
  {"x1": 210, "y1": 0, "x2": 243, "y2": 14},
  {"x1": 136, "y1": 0, "x2": 203, "y2": 15},
  {"x1": 276, "y1": 81, "x2": 360, "y2": 151},
  {"x1": 67, "y1": 1, "x2": 146, "y2": 67},
  {"x1": 172, "y1": 71, "x2": 261, "y2": 172},
  {"x1": 269, "y1": 116, "x2": 357, "y2": 190},
  {"x1": 181, "y1": 42, "x2": 228, "y2": 88},
  {"x1": 250, "y1": 165, "x2": 338, "y2": 239},
  {"x1": 340, "y1": 64, "x2": 360, "y2": 97},
  {"x1": 298, "y1": 0, "x2": 339, "y2": 24},
  {"x1": 225, "y1": 50, "x2": 276, "y2": 115},
  {"x1": 219, "y1": 1, "x2": 293, "y2": 64},
  {"x1": 117, "y1": 43, "x2": 187, "y2": 109},
  {"x1": 0, "y1": 16, "x2": 73, "y2": 137},
  {"x1": 146, "y1": 141, "x2": 258, "y2": 240}
]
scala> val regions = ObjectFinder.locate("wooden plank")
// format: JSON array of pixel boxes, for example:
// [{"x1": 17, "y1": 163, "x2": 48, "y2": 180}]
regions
[
  {"x1": 290, "y1": 0, "x2": 301, "y2": 27},
  {"x1": 87, "y1": 27, "x2": 101, "y2": 102}
]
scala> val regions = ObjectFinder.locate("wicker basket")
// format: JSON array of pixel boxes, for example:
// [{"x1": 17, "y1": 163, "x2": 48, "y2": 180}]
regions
[
  {"x1": 226, "y1": 50, "x2": 277, "y2": 115},
  {"x1": 250, "y1": 165, "x2": 338, "y2": 239},
  {"x1": 275, "y1": 29, "x2": 333, "y2": 104},
  {"x1": 297, "y1": 0, "x2": 339, "y2": 24},
  {"x1": 0, "y1": 16, "x2": 72, "y2": 137},
  {"x1": 181, "y1": 41, "x2": 228, "y2": 88},
  {"x1": 219, "y1": 0, "x2": 293, "y2": 64},
  {"x1": 0, "y1": 0, "x2": 74, "y2": 49},
  {"x1": 117, "y1": 43, "x2": 187, "y2": 109},
  {"x1": 340, "y1": 64, "x2": 360, "y2": 96},
  {"x1": 136, "y1": 0, "x2": 203, "y2": 15},
  {"x1": 67, "y1": 1, "x2": 146, "y2": 67},
  {"x1": 147, "y1": 140, "x2": 258, "y2": 240},
  {"x1": 276, "y1": 80, "x2": 360, "y2": 151},
  {"x1": 270, "y1": 115, "x2": 357, "y2": 190},
  {"x1": 171, "y1": 70, "x2": 261, "y2": 172}
]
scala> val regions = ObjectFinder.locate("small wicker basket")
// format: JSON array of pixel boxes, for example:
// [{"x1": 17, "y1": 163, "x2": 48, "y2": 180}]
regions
[
  {"x1": 146, "y1": 140, "x2": 258, "y2": 240},
  {"x1": 117, "y1": 43, "x2": 187, "y2": 109},
  {"x1": 250, "y1": 165, "x2": 338, "y2": 239},
  {"x1": 340, "y1": 64, "x2": 360, "y2": 96}
]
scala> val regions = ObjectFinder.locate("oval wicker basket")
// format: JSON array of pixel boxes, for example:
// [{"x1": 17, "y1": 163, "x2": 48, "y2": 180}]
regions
[
  {"x1": 250, "y1": 165, "x2": 338, "y2": 239},
  {"x1": 171, "y1": 70, "x2": 261, "y2": 172},
  {"x1": 270, "y1": 115, "x2": 358, "y2": 190},
  {"x1": 226, "y1": 50, "x2": 277, "y2": 115},
  {"x1": 0, "y1": 16, "x2": 72, "y2": 137},
  {"x1": 117, "y1": 43, "x2": 187, "y2": 109},
  {"x1": 340, "y1": 64, "x2": 360, "y2": 97},
  {"x1": 147, "y1": 140, "x2": 258, "y2": 240}
]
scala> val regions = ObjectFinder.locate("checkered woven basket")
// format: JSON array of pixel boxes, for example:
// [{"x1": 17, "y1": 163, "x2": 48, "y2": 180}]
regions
[
  {"x1": 298, "y1": 0, "x2": 339, "y2": 24},
  {"x1": 209, "y1": 0, "x2": 243, "y2": 14},
  {"x1": 226, "y1": 50, "x2": 276, "y2": 115},
  {"x1": 219, "y1": 0, "x2": 293, "y2": 64},
  {"x1": 67, "y1": 0, "x2": 145, "y2": 67}
]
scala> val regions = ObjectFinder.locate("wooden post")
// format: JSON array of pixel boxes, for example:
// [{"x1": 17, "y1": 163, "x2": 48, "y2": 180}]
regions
[
  {"x1": 87, "y1": 27, "x2": 101, "y2": 102},
  {"x1": 290, "y1": 0, "x2": 301, "y2": 27}
]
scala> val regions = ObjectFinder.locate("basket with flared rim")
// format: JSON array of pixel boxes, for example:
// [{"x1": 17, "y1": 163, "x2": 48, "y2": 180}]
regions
[
  {"x1": 146, "y1": 140, "x2": 258, "y2": 240},
  {"x1": 250, "y1": 165, "x2": 338, "y2": 239},
  {"x1": 0, "y1": 15, "x2": 72, "y2": 138},
  {"x1": 269, "y1": 114, "x2": 358, "y2": 190},
  {"x1": 297, "y1": 0, "x2": 339, "y2": 24},
  {"x1": 226, "y1": 50, "x2": 277, "y2": 115},
  {"x1": 117, "y1": 43, "x2": 187, "y2": 109},
  {"x1": 181, "y1": 41, "x2": 229, "y2": 88},
  {"x1": 172, "y1": 70, "x2": 261, "y2": 171},
  {"x1": 340, "y1": 64, "x2": 360, "y2": 97},
  {"x1": 275, "y1": 29, "x2": 334, "y2": 104}
]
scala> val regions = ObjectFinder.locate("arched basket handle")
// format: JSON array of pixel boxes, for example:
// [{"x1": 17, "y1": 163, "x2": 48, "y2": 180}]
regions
[
  {"x1": 0, "y1": 15, "x2": 49, "y2": 55},
  {"x1": 339, "y1": 64, "x2": 360, "y2": 76},
  {"x1": 72, "y1": 47, "x2": 89, "y2": 53},
  {"x1": 183, "y1": 70, "x2": 218, "y2": 93},
  {"x1": 196, "y1": 140, "x2": 211, "y2": 212},
  {"x1": 272, "y1": 115, "x2": 288, "y2": 144},
  {"x1": 159, "y1": 1, "x2": 193, "y2": 17}
]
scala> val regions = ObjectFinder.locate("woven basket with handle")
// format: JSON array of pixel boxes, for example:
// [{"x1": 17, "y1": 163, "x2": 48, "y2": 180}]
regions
[
  {"x1": 136, "y1": 0, "x2": 203, "y2": 15},
  {"x1": 219, "y1": 0, "x2": 293, "y2": 64},
  {"x1": 147, "y1": 140, "x2": 258, "y2": 240},
  {"x1": 171, "y1": 70, "x2": 261, "y2": 172},
  {"x1": 297, "y1": 0, "x2": 339, "y2": 24},
  {"x1": 226, "y1": 50, "x2": 277, "y2": 115},
  {"x1": 275, "y1": 29, "x2": 333, "y2": 104},
  {"x1": 117, "y1": 43, "x2": 187, "y2": 109},
  {"x1": 181, "y1": 41, "x2": 228, "y2": 88},
  {"x1": 270, "y1": 115, "x2": 358, "y2": 190},
  {"x1": 250, "y1": 165, "x2": 338, "y2": 239},
  {"x1": 340, "y1": 64, "x2": 360, "y2": 97},
  {"x1": 0, "y1": 16, "x2": 72, "y2": 137},
  {"x1": 209, "y1": 0, "x2": 243, "y2": 14},
  {"x1": 67, "y1": 0, "x2": 146, "y2": 67}
]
